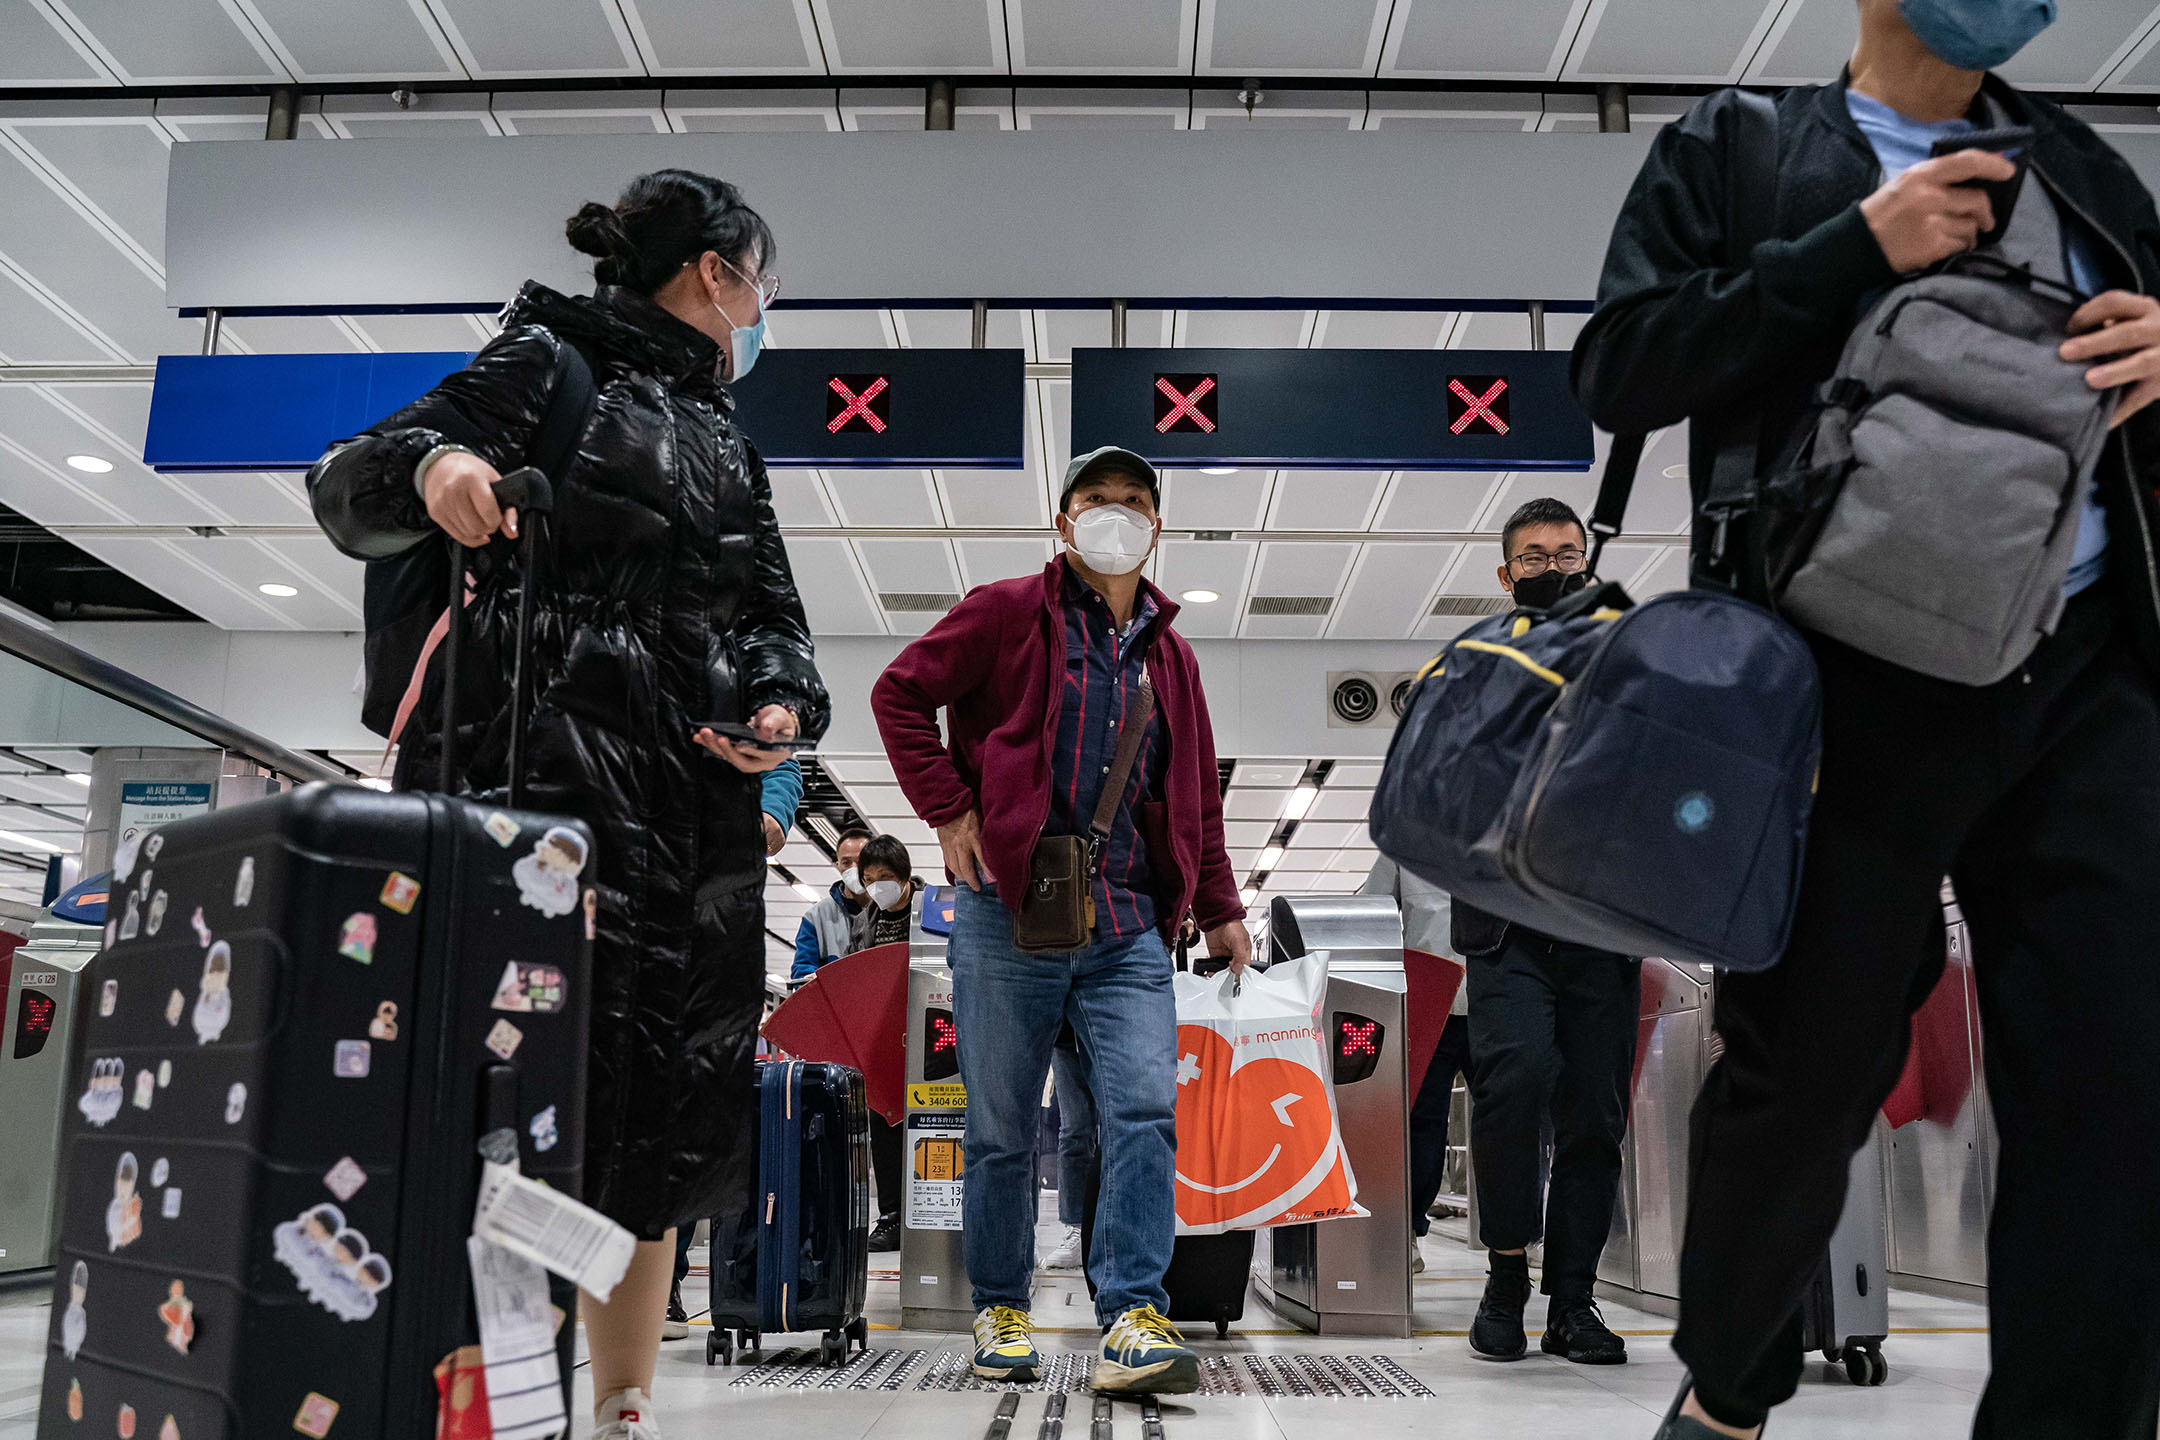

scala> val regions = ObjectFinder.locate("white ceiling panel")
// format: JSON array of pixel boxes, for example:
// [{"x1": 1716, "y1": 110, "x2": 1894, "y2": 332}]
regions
[
  {"x1": 1199, "y1": 0, "x2": 1391, "y2": 76},
  {"x1": 226, "y1": 314, "x2": 370, "y2": 354},
  {"x1": 1475, "y1": 470, "x2": 1602, "y2": 530},
  {"x1": 1178, "y1": 309, "x2": 1311, "y2": 347},
  {"x1": 0, "y1": 113, "x2": 171, "y2": 271},
  {"x1": 623, "y1": 0, "x2": 824, "y2": 73},
  {"x1": 768, "y1": 468, "x2": 839, "y2": 526},
  {"x1": 195, "y1": 533, "x2": 364, "y2": 628},
  {"x1": 1012, "y1": 0, "x2": 1196, "y2": 72},
  {"x1": 1267, "y1": 470, "x2": 1384, "y2": 530},
  {"x1": 319, "y1": 92, "x2": 504, "y2": 136},
  {"x1": 0, "y1": 3, "x2": 115, "y2": 85},
  {"x1": 820, "y1": 753, "x2": 897, "y2": 784},
  {"x1": 39, "y1": 380, "x2": 153, "y2": 453},
  {"x1": 65, "y1": 534, "x2": 291, "y2": 628},
  {"x1": 1606, "y1": 425, "x2": 1694, "y2": 534},
  {"x1": 1287, "y1": 819, "x2": 1361, "y2": 849},
  {"x1": 841, "y1": 86, "x2": 1013, "y2": 130},
  {"x1": 780, "y1": 536, "x2": 884, "y2": 633},
  {"x1": 665, "y1": 87, "x2": 842, "y2": 131},
  {"x1": 2003, "y1": 0, "x2": 2160, "y2": 88},
  {"x1": 1222, "y1": 787, "x2": 1290, "y2": 820},
  {"x1": 1154, "y1": 539, "x2": 1254, "y2": 638},
  {"x1": 938, "y1": 469, "x2": 1049, "y2": 530},
  {"x1": 897, "y1": 307, "x2": 1030, "y2": 350},
  {"x1": 955, "y1": 536, "x2": 1051, "y2": 590},
  {"x1": 422, "y1": 0, "x2": 642, "y2": 78},
  {"x1": 1628, "y1": 543, "x2": 1690, "y2": 596},
  {"x1": 1161, "y1": 470, "x2": 1268, "y2": 530},
  {"x1": 238, "y1": 0, "x2": 464, "y2": 81},
  {"x1": 1305, "y1": 786, "x2": 1371, "y2": 821},
  {"x1": 1435, "y1": 539, "x2": 1502, "y2": 596},
  {"x1": 838, "y1": 781, "x2": 908, "y2": 814},
  {"x1": 0, "y1": 388, "x2": 217, "y2": 525},
  {"x1": 168, "y1": 472, "x2": 317, "y2": 526},
  {"x1": 813, "y1": 0, "x2": 1007, "y2": 72},
  {"x1": 823, "y1": 470, "x2": 941, "y2": 527},
  {"x1": 1382, "y1": 0, "x2": 1588, "y2": 78},
  {"x1": 1325, "y1": 760, "x2": 1383, "y2": 787},
  {"x1": 1230, "y1": 760, "x2": 1303, "y2": 786},
  {"x1": 768, "y1": 307, "x2": 892, "y2": 348},
  {"x1": 1330, "y1": 540, "x2": 1453, "y2": 637},
  {"x1": 0, "y1": 264, "x2": 117, "y2": 362},
  {"x1": 1192, "y1": 88, "x2": 1366, "y2": 127},
  {"x1": 46, "y1": 0, "x2": 286, "y2": 83},
  {"x1": 1745, "y1": 0, "x2": 1852, "y2": 83},
  {"x1": 350, "y1": 312, "x2": 490, "y2": 352},
  {"x1": 1563, "y1": 0, "x2": 1782, "y2": 83},
  {"x1": 1222, "y1": 819, "x2": 1277, "y2": 848},
  {"x1": 1364, "y1": 92, "x2": 1543, "y2": 129},
  {"x1": 492, "y1": 89, "x2": 669, "y2": 133},
  {"x1": 1017, "y1": 91, "x2": 1190, "y2": 129},
  {"x1": 1315, "y1": 310, "x2": 1452, "y2": 347},
  {"x1": 1372, "y1": 471, "x2": 1503, "y2": 532},
  {"x1": 1249, "y1": 539, "x2": 1355, "y2": 595},
  {"x1": 2100, "y1": 8, "x2": 2160, "y2": 88},
  {"x1": 853, "y1": 536, "x2": 960, "y2": 594}
]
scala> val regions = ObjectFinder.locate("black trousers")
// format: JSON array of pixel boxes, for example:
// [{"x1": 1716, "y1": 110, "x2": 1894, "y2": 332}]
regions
[
  {"x1": 872, "y1": 1112, "x2": 903, "y2": 1222},
  {"x1": 1409, "y1": 1013, "x2": 1473, "y2": 1238},
  {"x1": 1679, "y1": 589, "x2": 2160, "y2": 1438},
  {"x1": 1467, "y1": 932, "x2": 1641, "y2": 1297}
]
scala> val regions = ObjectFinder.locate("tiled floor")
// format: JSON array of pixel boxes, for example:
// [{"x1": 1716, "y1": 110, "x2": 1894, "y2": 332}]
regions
[{"x1": 0, "y1": 1204, "x2": 1996, "y2": 1439}]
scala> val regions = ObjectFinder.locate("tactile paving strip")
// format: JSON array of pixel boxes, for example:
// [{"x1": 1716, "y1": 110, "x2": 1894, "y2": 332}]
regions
[{"x1": 724, "y1": 1348, "x2": 1431, "y2": 1398}]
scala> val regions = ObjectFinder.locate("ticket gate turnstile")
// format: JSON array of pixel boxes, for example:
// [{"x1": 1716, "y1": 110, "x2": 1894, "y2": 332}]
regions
[
  {"x1": 0, "y1": 914, "x2": 100, "y2": 1276},
  {"x1": 899, "y1": 956, "x2": 974, "y2": 1331},
  {"x1": 1596, "y1": 957, "x2": 1713, "y2": 1316},
  {"x1": 1253, "y1": 894, "x2": 1414, "y2": 1338}
]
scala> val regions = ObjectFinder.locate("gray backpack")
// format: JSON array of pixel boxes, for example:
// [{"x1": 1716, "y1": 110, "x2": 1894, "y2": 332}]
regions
[{"x1": 1755, "y1": 151, "x2": 2118, "y2": 685}]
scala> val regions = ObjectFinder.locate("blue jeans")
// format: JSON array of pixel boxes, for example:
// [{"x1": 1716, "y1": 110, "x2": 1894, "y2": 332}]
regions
[
  {"x1": 1052, "y1": 1038, "x2": 1099, "y2": 1228},
  {"x1": 950, "y1": 883, "x2": 1175, "y2": 1326}
]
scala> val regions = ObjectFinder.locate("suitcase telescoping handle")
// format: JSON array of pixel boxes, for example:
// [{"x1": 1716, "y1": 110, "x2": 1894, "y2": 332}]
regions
[{"x1": 438, "y1": 467, "x2": 555, "y2": 806}]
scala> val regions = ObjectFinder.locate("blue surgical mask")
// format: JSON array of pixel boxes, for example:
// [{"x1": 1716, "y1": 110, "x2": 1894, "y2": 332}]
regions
[
  {"x1": 1898, "y1": 0, "x2": 2055, "y2": 71},
  {"x1": 716, "y1": 301, "x2": 765, "y2": 382}
]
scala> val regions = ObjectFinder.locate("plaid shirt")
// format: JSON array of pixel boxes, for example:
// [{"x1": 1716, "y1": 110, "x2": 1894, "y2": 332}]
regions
[{"x1": 1046, "y1": 569, "x2": 1165, "y2": 939}]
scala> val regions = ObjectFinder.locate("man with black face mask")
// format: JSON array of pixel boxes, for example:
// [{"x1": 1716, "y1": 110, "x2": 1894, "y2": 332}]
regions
[{"x1": 1455, "y1": 497, "x2": 1640, "y2": 1369}]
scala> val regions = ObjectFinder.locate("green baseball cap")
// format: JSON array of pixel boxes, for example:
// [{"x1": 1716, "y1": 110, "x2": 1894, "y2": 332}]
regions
[{"x1": 1059, "y1": 445, "x2": 1161, "y2": 512}]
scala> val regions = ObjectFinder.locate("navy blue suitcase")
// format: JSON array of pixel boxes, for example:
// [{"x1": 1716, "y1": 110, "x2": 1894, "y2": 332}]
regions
[{"x1": 705, "y1": 1060, "x2": 871, "y2": 1366}]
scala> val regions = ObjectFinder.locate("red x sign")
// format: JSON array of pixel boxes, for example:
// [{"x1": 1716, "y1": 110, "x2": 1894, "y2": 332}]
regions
[
  {"x1": 1447, "y1": 376, "x2": 1510, "y2": 436},
  {"x1": 827, "y1": 374, "x2": 890, "y2": 434},
  {"x1": 1154, "y1": 374, "x2": 1218, "y2": 434}
]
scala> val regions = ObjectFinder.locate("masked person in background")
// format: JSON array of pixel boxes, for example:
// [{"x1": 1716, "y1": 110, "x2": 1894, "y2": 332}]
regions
[
  {"x1": 1575, "y1": 1, "x2": 2160, "y2": 1433},
  {"x1": 872, "y1": 447, "x2": 1249, "y2": 1396},
  {"x1": 843, "y1": 832, "x2": 923, "y2": 1249},
  {"x1": 792, "y1": 828, "x2": 874, "y2": 981},
  {"x1": 1456, "y1": 498, "x2": 1640, "y2": 1369},
  {"x1": 309, "y1": 168, "x2": 828, "y2": 1440}
]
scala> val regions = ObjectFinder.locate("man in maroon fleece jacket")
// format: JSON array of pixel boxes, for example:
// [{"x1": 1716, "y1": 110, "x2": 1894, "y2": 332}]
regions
[{"x1": 872, "y1": 446, "x2": 1249, "y2": 1397}]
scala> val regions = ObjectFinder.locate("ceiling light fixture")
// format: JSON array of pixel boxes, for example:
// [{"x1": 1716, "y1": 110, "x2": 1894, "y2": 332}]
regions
[
  {"x1": 66, "y1": 773, "x2": 91, "y2": 786},
  {"x1": 1281, "y1": 784, "x2": 1318, "y2": 822},
  {"x1": 65, "y1": 455, "x2": 113, "y2": 474},
  {"x1": 1257, "y1": 844, "x2": 1285, "y2": 871},
  {"x1": 1180, "y1": 588, "x2": 1221, "y2": 605},
  {"x1": 258, "y1": 583, "x2": 299, "y2": 598},
  {"x1": 1200, "y1": 466, "x2": 1238, "y2": 476},
  {"x1": 0, "y1": 828, "x2": 64, "y2": 854},
  {"x1": 1240, "y1": 887, "x2": 1258, "y2": 907},
  {"x1": 791, "y1": 882, "x2": 821, "y2": 902}
]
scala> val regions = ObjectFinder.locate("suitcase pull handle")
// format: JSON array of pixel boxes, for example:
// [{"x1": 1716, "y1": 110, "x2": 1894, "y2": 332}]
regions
[
  {"x1": 480, "y1": 1063, "x2": 520, "y2": 1140},
  {"x1": 438, "y1": 467, "x2": 557, "y2": 804}
]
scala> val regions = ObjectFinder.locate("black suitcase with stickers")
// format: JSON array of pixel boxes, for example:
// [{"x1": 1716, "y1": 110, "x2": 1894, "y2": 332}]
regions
[{"x1": 38, "y1": 470, "x2": 596, "y2": 1440}]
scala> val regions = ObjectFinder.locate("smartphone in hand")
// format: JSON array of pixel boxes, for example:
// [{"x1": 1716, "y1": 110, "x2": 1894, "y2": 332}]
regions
[
  {"x1": 1930, "y1": 125, "x2": 2035, "y2": 249},
  {"x1": 696, "y1": 721, "x2": 815, "y2": 753}
]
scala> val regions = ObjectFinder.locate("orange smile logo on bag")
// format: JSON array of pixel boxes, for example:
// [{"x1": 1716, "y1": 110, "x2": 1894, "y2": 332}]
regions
[{"x1": 1169, "y1": 960, "x2": 1365, "y2": 1235}]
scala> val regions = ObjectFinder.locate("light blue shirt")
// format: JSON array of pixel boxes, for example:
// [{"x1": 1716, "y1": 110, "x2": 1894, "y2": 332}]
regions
[{"x1": 1846, "y1": 88, "x2": 2109, "y2": 599}]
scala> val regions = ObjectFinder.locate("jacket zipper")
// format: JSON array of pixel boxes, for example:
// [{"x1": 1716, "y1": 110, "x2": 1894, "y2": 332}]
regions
[{"x1": 2029, "y1": 161, "x2": 2160, "y2": 621}]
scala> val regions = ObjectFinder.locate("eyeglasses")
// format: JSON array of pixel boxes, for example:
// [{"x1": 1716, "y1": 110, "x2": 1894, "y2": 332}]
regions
[
  {"x1": 1508, "y1": 548, "x2": 1587, "y2": 577},
  {"x1": 720, "y1": 255, "x2": 782, "y2": 309}
]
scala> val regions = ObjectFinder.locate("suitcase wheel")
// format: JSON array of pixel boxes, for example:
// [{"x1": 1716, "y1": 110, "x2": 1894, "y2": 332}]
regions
[
  {"x1": 1215, "y1": 1319, "x2": 1230, "y2": 1340},
  {"x1": 1840, "y1": 1344, "x2": 1887, "y2": 1387},
  {"x1": 707, "y1": 1331, "x2": 730, "y2": 1367},
  {"x1": 820, "y1": 1331, "x2": 846, "y2": 1367},
  {"x1": 846, "y1": 1316, "x2": 870, "y2": 1353}
]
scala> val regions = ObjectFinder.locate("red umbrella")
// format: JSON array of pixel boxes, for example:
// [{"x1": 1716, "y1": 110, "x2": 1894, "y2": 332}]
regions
[{"x1": 762, "y1": 942, "x2": 910, "y2": 1123}]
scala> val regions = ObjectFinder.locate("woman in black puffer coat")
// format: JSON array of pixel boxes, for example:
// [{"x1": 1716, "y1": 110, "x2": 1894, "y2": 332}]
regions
[{"x1": 308, "y1": 170, "x2": 825, "y2": 1436}]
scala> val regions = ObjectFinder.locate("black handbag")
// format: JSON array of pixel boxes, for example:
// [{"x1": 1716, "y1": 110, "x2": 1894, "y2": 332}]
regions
[{"x1": 1013, "y1": 667, "x2": 1154, "y2": 953}]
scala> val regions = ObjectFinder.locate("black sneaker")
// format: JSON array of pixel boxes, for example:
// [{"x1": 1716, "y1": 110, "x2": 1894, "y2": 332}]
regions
[
  {"x1": 1543, "y1": 1294, "x2": 1627, "y2": 1364},
  {"x1": 868, "y1": 1214, "x2": 902, "y2": 1252},
  {"x1": 1468, "y1": 1262, "x2": 1532, "y2": 1361},
  {"x1": 662, "y1": 1284, "x2": 689, "y2": 1340},
  {"x1": 1653, "y1": 1377, "x2": 1761, "y2": 1438}
]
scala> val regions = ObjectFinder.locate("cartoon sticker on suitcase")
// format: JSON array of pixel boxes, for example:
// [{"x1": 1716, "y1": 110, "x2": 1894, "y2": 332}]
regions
[
  {"x1": 233, "y1": 856, "x2": 254, "y2": 908},
  {"x1": 61, "y1": 1260, "x2": 87, "y2": 1359},
  {"x1": 191, "y1": 943, "x2": 232, "y2": 1045},
  {"x1": 159, "y1": 1279, "x2": 195, "y2": 1354},
  {"x1": 66, "y1": 1377, "x2": 82, "y2": 1420},
  {"x1": 337, "y1": 914, "x2": 376, "y2": 965},
  {"x1": 490, "y1": 961, "x2": 566, "y2": 1013},
  {"x1": 272, "y1": 1203, "x2": 394, "y2": 1322},
  {"x1": 107, "y1": 1151, "x2": 143, "y2": 1251},
  {"x1": 145, "y1": 890, "x2": 168, "y2": 937},
  {"x1": 380, "y1": 872, "x2": 420, "y2": 915},
  {"x1": 512, "y1": 828, "x2": 587, "y2": 917},
  {"x1": 78, "y1": 1057, "x2": 124, "y2": 1127}
]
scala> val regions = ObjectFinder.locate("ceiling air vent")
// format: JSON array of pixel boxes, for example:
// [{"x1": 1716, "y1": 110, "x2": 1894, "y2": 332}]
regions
[
  {"x1": 1247, "y1": 595, "x2": 1334, "y2": 617},
  {"x1": 1428, "y1": 595, "x2": 1515, "y2": 617},
  {"x1": 879, "y1": 592, "x2": 960, "y2": 613}
]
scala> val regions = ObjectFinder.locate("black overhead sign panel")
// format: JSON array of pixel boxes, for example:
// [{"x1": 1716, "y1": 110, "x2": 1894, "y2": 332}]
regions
[
  {"x1": 1069, "y1": 347, "x2": 1593, "y2": 470},
  {"x1": 725, "y1": 348, "x2": 1027, "y2": 467}
]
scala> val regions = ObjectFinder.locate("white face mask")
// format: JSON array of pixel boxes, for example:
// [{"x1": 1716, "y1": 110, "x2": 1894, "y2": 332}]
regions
[
  {"x1": 839, "y1": 865, "x2": 863, "y2": 895},
  {"x1": 866, "y1": 879, "x2": 906, "y2": 910},
  {"x1": 1064, "y1": 504, "x2": 1156, "y2": 577}
]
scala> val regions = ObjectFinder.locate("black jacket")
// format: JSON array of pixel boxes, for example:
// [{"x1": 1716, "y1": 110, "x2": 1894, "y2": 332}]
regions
[
  {"x1": 309, "y1": 282, "x2": 830, "y2": 1235},
  {"x1": 1572, "y1": 77, "x2": 2160, "y2": 674}
]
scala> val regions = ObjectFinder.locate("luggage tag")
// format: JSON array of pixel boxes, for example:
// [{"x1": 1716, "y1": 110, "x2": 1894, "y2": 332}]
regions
[
  {"x1": 471, "y1": 1130, "x2": 634, "y2": 1302},
  {"x1": 465, "y1": 1235, "x2": 568, "y2": 1440}
]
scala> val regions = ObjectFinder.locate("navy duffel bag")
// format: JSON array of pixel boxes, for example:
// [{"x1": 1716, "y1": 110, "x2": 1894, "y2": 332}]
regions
[{"x1": 1370, "y1": 439, "x2": 1823, "y2": 972}]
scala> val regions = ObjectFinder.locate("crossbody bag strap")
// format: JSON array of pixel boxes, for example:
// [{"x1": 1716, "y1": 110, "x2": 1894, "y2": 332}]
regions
[
  {"x1": 1701, "y1": 88, "x2": 1782, "y2": 579},
  {"x1": 1087, "y1": 665, "x2": 1155, "y2": 868}
]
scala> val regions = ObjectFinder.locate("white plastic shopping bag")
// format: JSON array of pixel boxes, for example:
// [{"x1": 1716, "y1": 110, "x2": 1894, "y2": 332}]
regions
[{"x1": 1171, "y1": 955, "x2": 1366, "y2": 1235}]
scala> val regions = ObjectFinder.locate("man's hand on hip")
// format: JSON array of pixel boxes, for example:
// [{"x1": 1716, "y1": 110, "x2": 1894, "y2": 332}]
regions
[
  {"x1": 1205, "y1": 919, "x2": 1254, "y2": 975},
  {"x1": 938, "y1": 809, "x2": 991, "y2": 891}
]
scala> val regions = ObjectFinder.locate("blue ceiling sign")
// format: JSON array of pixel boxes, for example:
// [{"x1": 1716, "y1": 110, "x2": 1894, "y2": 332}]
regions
[
  {"x1": 143, "y1": 348, "x2": 1029, "y2": 471},
  {"x1": 1068, "y1": 348, "x2": 1592, "y2": 470}
]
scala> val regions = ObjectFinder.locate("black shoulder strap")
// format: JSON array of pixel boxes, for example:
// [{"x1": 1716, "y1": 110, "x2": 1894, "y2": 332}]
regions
[
  {"x1": 1587, "y1": 88, "x2": 1779, "y2": 577},
  {"x1": 526, "y1": 337, "x2": 596, "y2": 486}
]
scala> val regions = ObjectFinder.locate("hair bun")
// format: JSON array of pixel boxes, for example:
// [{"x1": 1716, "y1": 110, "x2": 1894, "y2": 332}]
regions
[{"x1": 565, "y1": 201, "x2": 629, "y2": 260}]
